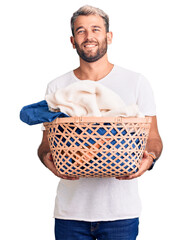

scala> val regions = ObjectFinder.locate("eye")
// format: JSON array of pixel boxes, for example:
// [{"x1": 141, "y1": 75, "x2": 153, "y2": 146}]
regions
[
  {"x1": 77, "y1": 29, "x2": 85, "y2": 34},
  {"x1": 93, "y1": 28, "x2": 100, "y2": 32}
]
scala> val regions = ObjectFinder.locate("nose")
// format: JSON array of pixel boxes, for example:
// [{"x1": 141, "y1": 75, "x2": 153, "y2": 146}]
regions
[{"x1": 85, "y1": 29, "x2": 95, "y2": 40}]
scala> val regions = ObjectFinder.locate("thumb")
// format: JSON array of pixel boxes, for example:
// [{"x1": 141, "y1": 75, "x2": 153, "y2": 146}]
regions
[
  {"x1": 143, "y1": 151, "x2": 149, "y2": 158},
  {"x1": 46, "y1": 152, "x2": 53, "y2": 161}
]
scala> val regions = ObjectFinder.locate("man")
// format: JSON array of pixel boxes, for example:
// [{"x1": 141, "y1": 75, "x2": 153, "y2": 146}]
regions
[{"x1": 38, "y1": 5, "x2": 163, "y2": 240}]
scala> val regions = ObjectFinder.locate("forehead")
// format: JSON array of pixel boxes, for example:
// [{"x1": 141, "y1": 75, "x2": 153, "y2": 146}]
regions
[{"x1": 74, "y1": 15, "x2": 105, "y2": 30}]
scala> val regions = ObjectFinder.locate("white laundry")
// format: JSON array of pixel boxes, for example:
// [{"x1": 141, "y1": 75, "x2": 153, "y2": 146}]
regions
[{"x1": 45, "y1": 80, "x2": 143, "y2": 117}]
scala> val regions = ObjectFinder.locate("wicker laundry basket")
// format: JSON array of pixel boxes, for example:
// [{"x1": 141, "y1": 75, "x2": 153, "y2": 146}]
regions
[{"x1": 44, "y1": 116, "x2": 151, "y2": 178}]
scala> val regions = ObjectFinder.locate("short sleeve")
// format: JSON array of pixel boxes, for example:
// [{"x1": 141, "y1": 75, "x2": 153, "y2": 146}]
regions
[
  {"x1": 136, "y1": 75, "x2": 156, "y2": 116},
  {"x1": 41, "y1": 84, "x2": 53, "y2": 130}
]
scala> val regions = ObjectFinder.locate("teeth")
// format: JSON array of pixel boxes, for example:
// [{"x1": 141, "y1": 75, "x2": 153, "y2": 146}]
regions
[{"x1": 85, "y1": 45, "x2": 96, "y2": 48}]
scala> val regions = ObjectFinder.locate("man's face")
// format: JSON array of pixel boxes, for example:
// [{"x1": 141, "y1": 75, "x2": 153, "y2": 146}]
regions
[{"x1": 71, "y1": 15, "x2": 112, "y2": 62}]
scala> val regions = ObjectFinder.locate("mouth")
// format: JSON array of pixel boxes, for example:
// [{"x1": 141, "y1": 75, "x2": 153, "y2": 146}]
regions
[{"x1": 83, "y1": 43, "x2": 98, "y2": 49}]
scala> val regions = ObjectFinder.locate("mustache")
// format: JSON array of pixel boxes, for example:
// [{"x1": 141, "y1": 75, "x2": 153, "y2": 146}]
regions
[{"x1": 82, "y1": 40, "x2": 98, "y2": 45}]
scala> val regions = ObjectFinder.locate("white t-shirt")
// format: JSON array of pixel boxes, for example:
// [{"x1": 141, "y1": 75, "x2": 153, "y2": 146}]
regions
[{"x1": 45, "y1": 65, "x2": 156, "y2": 221}]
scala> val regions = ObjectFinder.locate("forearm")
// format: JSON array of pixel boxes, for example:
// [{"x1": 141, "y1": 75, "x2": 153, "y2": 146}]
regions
[
  {"x1": 37, "y1": 131, "x2": 51, "y2": 165},
  {"x1": 144, "y1": 116, "x2": 163, "y2": 160},
  {"x1": 145, "y1": 137, "x2": 163, "y2": 160},
  {"x1": 38, "y1": 143, "x2": 50, "y2": 164}
]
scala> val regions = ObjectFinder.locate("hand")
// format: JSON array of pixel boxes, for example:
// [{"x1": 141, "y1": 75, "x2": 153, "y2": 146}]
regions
[
  {"x1": 116, "y1": 151, "x2": 153, "y2": 180},
  {"x1": 42, "y1": 152, "x2": 79, "y2": 180}
]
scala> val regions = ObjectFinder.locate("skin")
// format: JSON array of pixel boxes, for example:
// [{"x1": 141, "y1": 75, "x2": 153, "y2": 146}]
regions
[{"x1": 38, "y1": 15, "x2": 163, "y2": 180}]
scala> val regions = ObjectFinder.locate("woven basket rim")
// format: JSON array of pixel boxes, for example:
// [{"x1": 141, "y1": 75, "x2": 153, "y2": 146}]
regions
[{"x1": 44, "y1": 116, "x2": 151, "y2": 126}]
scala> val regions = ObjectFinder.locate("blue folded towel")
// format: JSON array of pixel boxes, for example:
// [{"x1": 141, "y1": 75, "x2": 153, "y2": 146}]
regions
[{"x1": 20, "y1": 100, "x2": 69, "y2": 125}]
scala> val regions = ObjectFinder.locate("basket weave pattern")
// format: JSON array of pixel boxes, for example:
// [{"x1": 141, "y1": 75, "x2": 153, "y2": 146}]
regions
[{"x1": 44, "y1": 117, "x2": 151, "y2": 178}]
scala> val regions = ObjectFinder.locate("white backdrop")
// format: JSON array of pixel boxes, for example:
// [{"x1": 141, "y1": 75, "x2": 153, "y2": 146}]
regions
[{"x1": 1, "y1": 0, "x2": 183, "y2": 239}]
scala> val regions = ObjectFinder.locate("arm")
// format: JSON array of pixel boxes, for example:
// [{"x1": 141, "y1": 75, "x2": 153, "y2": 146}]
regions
[
  {"x1": 145, "y1": 116, "x2": 163, "y2": 160},
  {"x1": 37, "y1": 130, "x2": 79, "y2": 180},
  {"x1": 116, "y1": 116, "x2": 163, "y2": 180}
]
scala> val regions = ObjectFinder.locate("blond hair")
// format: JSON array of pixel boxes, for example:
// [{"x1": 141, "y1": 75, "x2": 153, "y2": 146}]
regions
[{"x1": 71, "y1": 5, "x2": 109, "y2": 36}]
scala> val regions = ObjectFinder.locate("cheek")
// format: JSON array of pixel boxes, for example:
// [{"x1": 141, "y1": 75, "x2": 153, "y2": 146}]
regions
[{"x1": 75, "y1": 37, "x2": 85, "y2": 46}]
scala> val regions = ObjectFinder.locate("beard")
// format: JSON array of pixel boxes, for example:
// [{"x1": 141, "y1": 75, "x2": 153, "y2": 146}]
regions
[{"x1": 74, "y1": 38, "x2": 108, "y2": 63}]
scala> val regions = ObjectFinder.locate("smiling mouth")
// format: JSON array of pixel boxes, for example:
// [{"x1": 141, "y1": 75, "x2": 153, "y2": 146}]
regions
[
  {"x1": 85, "y1": 45, "x2": 96, "y2": 48},
  {"x1": 84, "y1": 44, "x2": 97, "y2": 49},
  {"x1": 83, "y1": 43, "x2": 98, "y2": 48}
]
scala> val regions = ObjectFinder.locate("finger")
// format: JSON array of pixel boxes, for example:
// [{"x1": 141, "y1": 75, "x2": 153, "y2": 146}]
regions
[
  {"x1": 61, "y1": 175, "x2": 80, "y2": 180},
  {"x1": 46, "y1": 157, "x2": 79, "y2": 179},
  {"x1": 117, "y1": 151, "x2": 150, "y2": 180},
  {"x1": 129, "y1": 167, "x2": 146, "y2": 179},
  {"x1": 48, "y1": 153, "x2": 53, "y2": 160},
  {"x1": 117, "y1": 174, "x2": 139, "y2": 180},
  {"x1": 116, "y1": 177, "x2": 130, "y2": 180},
  {"x1": 143, "y1": 150, "x2": 149, "y2": 158},
  {"x1": 45, "y1": 159, "x2": 62, "y2": 177},
  {"x1": 116, "y1": 169, "x2": 144, "y2": 180},
  {"x1": 116, "y1": 175, "x2": 132, "y2": 180}
]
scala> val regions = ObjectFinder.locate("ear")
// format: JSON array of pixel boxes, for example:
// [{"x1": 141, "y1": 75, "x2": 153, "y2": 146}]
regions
[
  {"x1": 70, "y1": 36, "x2": 76, "y2": 49},
  {"x1": 107, "y1": 32, "x2": 113, "y2": 45}
]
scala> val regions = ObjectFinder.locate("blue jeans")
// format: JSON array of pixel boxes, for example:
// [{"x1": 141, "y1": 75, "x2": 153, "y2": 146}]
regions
[{"x1": 55, "y1": 218, "x2": 139, "y2": 240}]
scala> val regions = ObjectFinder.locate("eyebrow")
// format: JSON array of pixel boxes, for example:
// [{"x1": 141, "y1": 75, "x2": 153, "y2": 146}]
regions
[
  {"x1": 92, "y1": 25, "x2": 101, "y2": 29},
  {"x1": 75, "y1": 26, "x2": 84, "y2": 32}
]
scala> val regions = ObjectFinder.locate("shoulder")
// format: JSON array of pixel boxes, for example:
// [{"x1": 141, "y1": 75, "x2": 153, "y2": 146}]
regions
[
  {"x1": 116, "y1": 65, "x2": 153, "y2": 86},
  {"x1": 112, "y1": 65, "x2": 149, "y2": 89},
  {"x1": 46, "y1": 71, "x2": 75, "y2": 94},
  {"x1": 114, "y1": 65, "x2": 140, "y2": 78},
  {"x1": 113, "y1": 65, "x2": 144, "y2": 86}
]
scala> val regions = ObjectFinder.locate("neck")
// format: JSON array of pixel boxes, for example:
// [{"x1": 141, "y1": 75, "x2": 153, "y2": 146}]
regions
[{"x1": 73, "y1": 54, "x2": 114, "y2": 81}]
